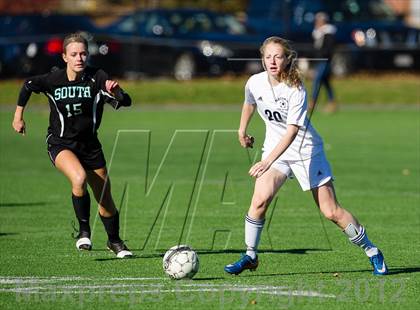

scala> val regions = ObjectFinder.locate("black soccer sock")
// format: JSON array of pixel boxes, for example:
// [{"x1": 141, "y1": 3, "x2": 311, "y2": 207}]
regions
[
  {"x1": 72, "y1": 193, "x2": 91, "y2": 235},
  {"x1": 100, "y1": 211, "x2": 121, "y2": 243}
]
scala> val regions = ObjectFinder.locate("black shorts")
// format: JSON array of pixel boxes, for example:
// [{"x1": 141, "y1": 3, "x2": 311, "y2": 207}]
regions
[{"x1": 46, "y1": 135, "x2": 106, "y2": 170}]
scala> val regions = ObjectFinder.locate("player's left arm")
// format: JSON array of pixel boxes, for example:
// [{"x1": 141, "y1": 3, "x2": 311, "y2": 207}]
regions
[{"x1": 104, "y1": 79, "x2": 132, "y2": 109}]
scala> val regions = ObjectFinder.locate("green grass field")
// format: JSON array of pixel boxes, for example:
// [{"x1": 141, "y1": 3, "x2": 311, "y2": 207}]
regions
[
  {"x1": 1, "y1": 73, "x2": 419, "y2": 105},
  {"x1": 0, "y1": 106, "x2": 419, "y2": 309}
]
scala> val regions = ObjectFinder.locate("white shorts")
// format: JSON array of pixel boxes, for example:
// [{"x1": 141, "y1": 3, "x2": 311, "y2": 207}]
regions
[{"x1": 263, "y1": 151, "x2": 333, "y2": 191}]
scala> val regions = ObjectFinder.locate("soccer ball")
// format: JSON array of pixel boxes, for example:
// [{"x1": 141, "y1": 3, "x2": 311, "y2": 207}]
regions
[{"x1": 163, "y1": 245, "x2": 199, "y2": 280}]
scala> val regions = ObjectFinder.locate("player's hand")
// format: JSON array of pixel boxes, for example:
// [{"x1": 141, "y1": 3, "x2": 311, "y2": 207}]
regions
[
  {"x1": 12, "y1": 119, "x2": 26, "y2": 135},
  {"x1": 238, "y1": 132, "x2": 254, "y2": 148},
  {"x1": 105, "y1": 80, "x2": 121, "y2": 95},
  {"x1": 249, "y1": 160, "x2": 270, "y2": 178}
]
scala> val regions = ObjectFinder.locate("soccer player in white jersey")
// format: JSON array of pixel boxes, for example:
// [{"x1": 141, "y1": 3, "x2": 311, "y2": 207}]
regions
[{"x1": 224, "y1": 36, "x2": 388, "y2": 275}]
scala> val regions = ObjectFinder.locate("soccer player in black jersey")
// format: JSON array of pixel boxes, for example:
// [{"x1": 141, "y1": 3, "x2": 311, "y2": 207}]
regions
[{"x1": 12, "y1": 33, "x2": 133, "y2": 258}]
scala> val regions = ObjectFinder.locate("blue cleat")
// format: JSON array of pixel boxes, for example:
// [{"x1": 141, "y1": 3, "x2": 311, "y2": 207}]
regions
[
  {"x1": 369, "y1": 250, "x2": 388, "y2": 275},
  {"x1": 224, "y1": 254, "x2": 258, "y2": 275}
]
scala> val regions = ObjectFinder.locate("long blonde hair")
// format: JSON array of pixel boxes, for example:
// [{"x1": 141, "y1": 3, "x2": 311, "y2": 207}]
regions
[{"x1": 260, "y1": 36, "x2": 302, "y2": 88}]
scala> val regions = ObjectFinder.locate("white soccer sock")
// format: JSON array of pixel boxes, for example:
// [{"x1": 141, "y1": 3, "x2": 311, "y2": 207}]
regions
[
  {"x1": 245, "y1": 214, "x2": 265, "y2": 260},
  {"x1": 343, "y1": 223, "x2": 378, "y2": 257}
]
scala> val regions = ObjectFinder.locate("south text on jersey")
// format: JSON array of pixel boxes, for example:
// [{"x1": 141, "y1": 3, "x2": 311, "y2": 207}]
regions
[{"x1": 54, "y1": 86, "x2": 91, "y2": 101}]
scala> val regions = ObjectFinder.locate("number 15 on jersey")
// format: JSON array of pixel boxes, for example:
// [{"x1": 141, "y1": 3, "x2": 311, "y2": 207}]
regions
[{"x1": 65, "y1": 103, "x2": 83, "y2": 117}]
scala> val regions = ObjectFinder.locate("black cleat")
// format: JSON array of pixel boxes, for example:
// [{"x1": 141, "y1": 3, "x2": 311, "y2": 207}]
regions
[
  {"x1": 107, "y1": 240, "x2": 133, "y2": 258},
  {"x1": 76, "y1": 231, "x2": 92, "y2": 251}
]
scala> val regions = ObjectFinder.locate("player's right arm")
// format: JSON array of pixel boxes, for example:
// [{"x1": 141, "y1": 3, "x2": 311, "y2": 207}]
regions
[
  {"x1": 12, "y1": 74, "x2": 48, "y2": 135},
  {"x1": 238, "y1": 103, "x2": 255, "y2": 148},
  {"x1": 12, "y1": 106, "x2": 26, "y2": 135},
  {"x1": 238, "y1": 78, "x2": 257, "y2": 148}
]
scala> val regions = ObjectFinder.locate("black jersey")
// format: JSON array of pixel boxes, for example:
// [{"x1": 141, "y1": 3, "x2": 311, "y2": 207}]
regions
[{"x1": 17, "y1": 67, "x2": 131, "y2": 142}]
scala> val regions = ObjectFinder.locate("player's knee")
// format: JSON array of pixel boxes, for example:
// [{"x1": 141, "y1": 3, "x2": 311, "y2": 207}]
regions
[
  {"x1": 71, "y1": 171, "x2": 87, "y2": 189},
  {"x1": 321, "y1": 205, "x2": 340, "y2": 222},
  {"x1": 251, "y1": 194, "x2": 272, "y2": 211}
]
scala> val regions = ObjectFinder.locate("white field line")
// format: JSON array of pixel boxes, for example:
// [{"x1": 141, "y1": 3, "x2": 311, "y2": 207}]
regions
[
  {"x1": 0, "y1": 284, "x2": 164, "y2": 293},
  {"x1": 0, "y1": 287, "x2": 44, "y2": 292},
  {"x1": 0, "y1": 276, "x2": 336, "y2": 298},
  {"x1": 0, "y1": 276, "x2": 164, "y2": 284},
  {"x1": 0, "y1": 276, "x2": 86, "y2": 284},
  {"x1": 5, "y1": 288, "x2": 335, "y2": 298}
]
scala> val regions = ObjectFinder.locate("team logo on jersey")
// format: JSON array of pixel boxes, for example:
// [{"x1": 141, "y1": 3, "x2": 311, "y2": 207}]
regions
[
  {"x1": 54, "y1": 86, "x2": 91, "y2": 101},
  {"x1": 276, "y1": 97, "x2": 288, "y2": 109}
]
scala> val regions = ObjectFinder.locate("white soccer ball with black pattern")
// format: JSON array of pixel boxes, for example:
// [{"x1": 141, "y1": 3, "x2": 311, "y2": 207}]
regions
[{"x1": 163, "y1": 245, "x2": 199, "y2": 279}]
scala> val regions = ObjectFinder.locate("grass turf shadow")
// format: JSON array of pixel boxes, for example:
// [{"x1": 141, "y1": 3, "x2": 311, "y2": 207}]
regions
[
  {"x1": 386, "y1": 266, "x2": 420, "y2": 275},
  {"x1": 90, "y1": 248, "x2": 331, "y2": 260},
  {"x1": 93, "y1": 255, "x2": 145, "y2": 262},
  {"x1": 0, "y1": 232, "x2": 19, "y2": 237},
  {"x1": 238, "y1": 266, "x2": 420, "y2": 278},
  {"x1": 196, "y1": 248, "x2": 332, "y2": 255},
  {"x1": 0, "y1": 202, "x2": 53, "y2": 207}
]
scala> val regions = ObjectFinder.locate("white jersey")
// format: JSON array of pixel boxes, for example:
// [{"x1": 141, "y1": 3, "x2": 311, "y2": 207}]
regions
[{"x1": 245, "y1": 71, "x2": 323, "y2": 160}]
